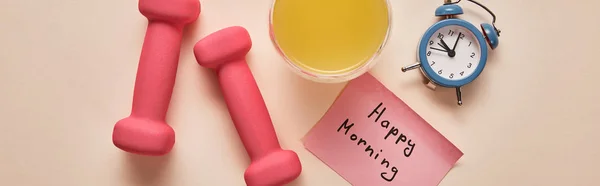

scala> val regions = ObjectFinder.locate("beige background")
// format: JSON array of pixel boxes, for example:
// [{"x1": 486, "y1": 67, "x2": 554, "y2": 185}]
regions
[{"x1": 1, "y1": 0, "x2": 599, "y2": 185}]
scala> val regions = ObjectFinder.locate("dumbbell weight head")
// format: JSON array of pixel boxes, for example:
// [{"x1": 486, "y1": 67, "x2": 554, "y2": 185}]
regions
[
  {"x1": 244, "y1": 150, "x2": 302, "y2": 186},
  {"x1": 194, "y1": 26, "x2": 252, "y2": 69},
  {"x1": 139, "y1": 0, "x2": 200, "y2": 25},
  {"x1": 113, "y1": 116, "x2": 175, "y2": 155}
]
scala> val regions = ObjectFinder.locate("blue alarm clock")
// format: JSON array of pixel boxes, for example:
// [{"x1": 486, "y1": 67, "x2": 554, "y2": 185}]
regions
[{"x1": 402, "y1": 0, "x2": 501, "y2": 106}]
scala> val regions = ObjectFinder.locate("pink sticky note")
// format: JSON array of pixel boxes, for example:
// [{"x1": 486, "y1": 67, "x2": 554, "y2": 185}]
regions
[{"x1": 303, "y1": 73, "x2": 463, "y2": 186}]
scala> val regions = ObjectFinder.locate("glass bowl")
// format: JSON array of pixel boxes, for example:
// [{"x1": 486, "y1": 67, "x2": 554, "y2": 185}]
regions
[{"x1": 269, "y1": 0, "x2": 393, "y2": 83}]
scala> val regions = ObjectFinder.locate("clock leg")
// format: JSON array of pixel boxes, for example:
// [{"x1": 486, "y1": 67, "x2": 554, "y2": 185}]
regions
[
  {"x1": 456, "y1": 87, "x2": 463, "y2": 106},
  {"x1": 401, "y1": 63, "x2": 421, "y2": 72},
  {"x1": 426, "y1": 81, "x2": 437, "y2": 90}
]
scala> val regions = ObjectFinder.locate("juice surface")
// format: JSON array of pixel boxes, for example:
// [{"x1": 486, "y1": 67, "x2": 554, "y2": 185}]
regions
[{"x1": 271, "y1": 0, "x2": 390, "y2": 75}]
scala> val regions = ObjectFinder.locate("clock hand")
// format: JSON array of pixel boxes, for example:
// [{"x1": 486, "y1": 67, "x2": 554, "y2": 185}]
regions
[
  {"x1": 452, "y1": 32, "x2": 462, "y2": 51},
  {"x1": 440, "y1": 38, "x2": 451, "y2": 51},
  {"x1": 438, "y1": 39, "x2": 456, "y2": 57},
  {"x1": 437, "y1": 43, "x2": 450, "y2": 51},
  {"x1": 430, "y1": 47, "x2": 448, "y2": 52}
]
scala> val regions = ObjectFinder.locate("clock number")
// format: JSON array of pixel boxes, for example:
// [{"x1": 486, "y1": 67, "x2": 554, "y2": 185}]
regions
[
  {"x1": 468, "y1": 42, "x2": 472, "y2": 47},
  {"x1": 431, "y1": 61, "x2": 436, "y2": 66},
  {"x1": 427, "y1": 51, "x2": 431, "y2": 56},
  {"x1": 438, "y1": 69, "x2": 443, "y2": 74},
  {"x1": 449, "y1": 73, "x2": 454, "y2": 79},
  {"x1": 467, "y1": 63, "x2": 472, "y2": 68},
  {"x1": 437, "y1": 33, "x2": 444, "y2": 39},
  {"x1": 429, "y1": 40, "x2": 434, "y2": 45},
  {"x1": 448, "y1": 30, "x2": 455, "y2": 36},
  {"x1": 459, "y1": 33, "x2": 465, "y2": 40},
  {"x1": 470, "y1": 52, "x2": 475, "y2": 58},
  {"x1": 460, "y1": 71, "x2": 464, "y2": 76}
]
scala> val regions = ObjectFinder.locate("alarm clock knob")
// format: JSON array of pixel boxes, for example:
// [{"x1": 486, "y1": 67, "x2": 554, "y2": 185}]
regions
[
  {"x1": 481, "y1": 23, "x2": 499, "y2": 49},
  {"x1": 435, "y1": 4, "x2": 464, "y2": 17}
]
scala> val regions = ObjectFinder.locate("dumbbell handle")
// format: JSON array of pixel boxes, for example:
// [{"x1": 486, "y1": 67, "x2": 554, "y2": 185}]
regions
[
  {"x1": 217, "y1": 59, "x2": 281, "y2": 160},
  {"x1": 131, "y1": 22, "x2": 183, "y2": 120}
]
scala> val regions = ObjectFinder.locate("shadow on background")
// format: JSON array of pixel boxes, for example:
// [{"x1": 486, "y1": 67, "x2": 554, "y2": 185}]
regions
[
  {"x1": 286, "y1": 70, "x2": 347, "y2": 128},
  {"x1": 287, "y1": 173, "x2": 307, "y2": 186},
  {"x1": 123, "y1": 152, "x2": 173, "y2": 186},
  {"x1": 181, "y1": 14, "x2": 202, "y2": 49}
]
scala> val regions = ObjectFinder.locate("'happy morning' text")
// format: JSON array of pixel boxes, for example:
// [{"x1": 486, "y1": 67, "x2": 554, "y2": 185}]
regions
[{"x1": 336, "y1": 102, "x2": 416, "y2": 182}]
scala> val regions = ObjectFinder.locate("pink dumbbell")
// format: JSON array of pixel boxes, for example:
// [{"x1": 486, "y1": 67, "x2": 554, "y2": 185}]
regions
[
  {"x1": 194, "y1": 26, "x2": 302, "y2": 186},
  {"x1": 112, "y1": 0, "x2": 200, "y2": 156}
]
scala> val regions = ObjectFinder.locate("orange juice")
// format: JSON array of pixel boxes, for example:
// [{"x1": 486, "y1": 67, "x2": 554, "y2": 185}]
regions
[{"x1": 270, "y1": 0, "x2": 390, "y2": 81}]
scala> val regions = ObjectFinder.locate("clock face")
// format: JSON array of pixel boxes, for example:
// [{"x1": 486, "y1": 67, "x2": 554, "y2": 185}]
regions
[{"x1": 424, "y1": 25, "x2": 482, "y2": 81}]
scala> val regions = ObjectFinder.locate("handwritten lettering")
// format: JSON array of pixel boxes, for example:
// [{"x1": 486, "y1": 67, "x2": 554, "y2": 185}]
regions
[
  {"x1": 381, "y1": 167, "x2": 398, "y2": 182},
  {"x1": 368, "y1": 103, "x2": 386, "y2": 122},
  {"x1": 334, "y1": 102, "x2": 419, "y2": 182},
  {"x1": 405, "y1": 140, "x2": 416, "y2": 157},
  {"x1": 368, "y1": 102, "x2": 416, "y2": 157},
  {"x1": 381, "y1": 120, "x2": 390, "y2": 128},
  {"x1": 337, "y1": 119, "x2": 354, "y2": 135},
  {"x1": 337, "y1": 118, "x2": 398, "y2": 182},
  {"x1": 384, "y1": 126, "x2": 398, "y2": 140}
]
